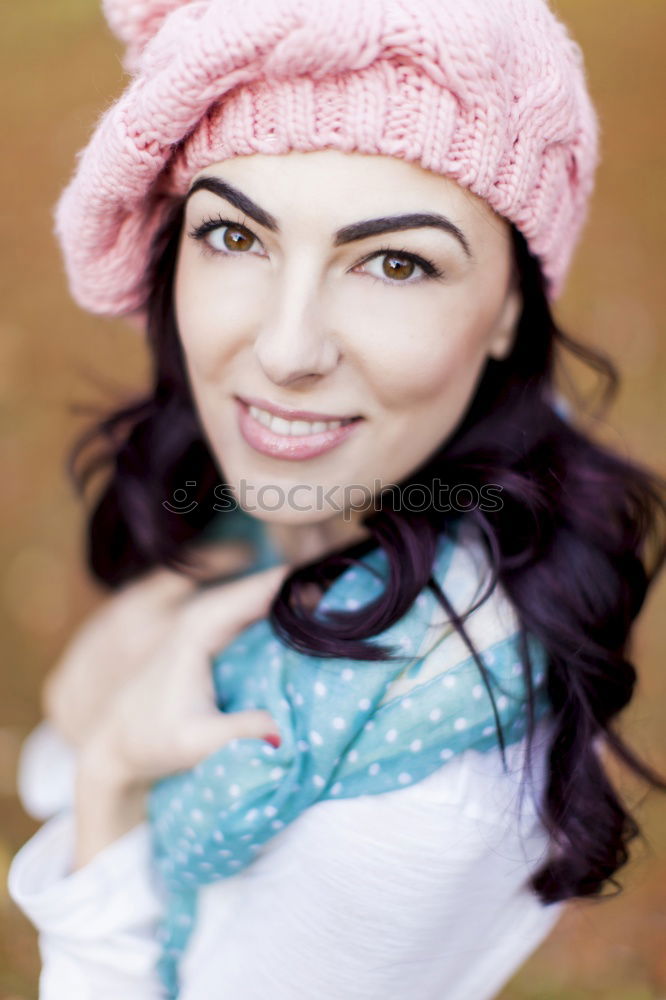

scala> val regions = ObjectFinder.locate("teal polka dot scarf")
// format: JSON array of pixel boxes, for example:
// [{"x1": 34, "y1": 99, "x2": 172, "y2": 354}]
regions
[{"x1": 148, "y1": 515, "x2": 552, "y2": 997}]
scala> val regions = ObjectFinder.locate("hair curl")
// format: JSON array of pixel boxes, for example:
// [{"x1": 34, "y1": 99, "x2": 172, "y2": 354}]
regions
[{"x1": 67, "y1": 196, "x2": 666, "y2": 905}]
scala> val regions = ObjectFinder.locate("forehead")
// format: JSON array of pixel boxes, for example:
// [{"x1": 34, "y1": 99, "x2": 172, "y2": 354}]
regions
[{"x1": 187, "y1": 148, "x2": 504, "y2": 240}]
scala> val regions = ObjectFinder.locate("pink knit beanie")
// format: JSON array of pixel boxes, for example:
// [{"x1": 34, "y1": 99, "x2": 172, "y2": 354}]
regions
[{"x1": 55, "y1": 0, "x2": 599, "y2": 317}]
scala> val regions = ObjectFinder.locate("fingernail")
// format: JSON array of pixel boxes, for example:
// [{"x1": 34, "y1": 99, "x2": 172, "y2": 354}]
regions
[{"x1": 263, "y1": 733, "x2": 281, "y2": 748}]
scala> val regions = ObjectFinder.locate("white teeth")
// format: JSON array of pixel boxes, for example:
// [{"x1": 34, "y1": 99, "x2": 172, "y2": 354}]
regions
[
  {"x1": 249, "y1": 406, "x2": 272, "y2": 428},
  {"x1": 247, "y1": 404, "x2": 349, "y2": 436},
  {"x1": 270, "y1": 416, "x2": 293, "y2": 435}
]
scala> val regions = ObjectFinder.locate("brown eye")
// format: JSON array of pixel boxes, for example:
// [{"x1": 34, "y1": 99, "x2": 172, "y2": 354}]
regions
[
  {"x1": 209, "y1": 223, "x2": 256, "y2": 253},
  {"x1": 357, "y1": 247, "x2": 442, "y2": 286},
  {"x1": 382, "y1": 254, "x2": 416, "y2": 281}
]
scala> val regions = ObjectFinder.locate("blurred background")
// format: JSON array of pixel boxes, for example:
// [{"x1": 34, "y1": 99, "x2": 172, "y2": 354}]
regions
[{"x1": 1, "y1": 1, "x2": 664, "y2": 997}]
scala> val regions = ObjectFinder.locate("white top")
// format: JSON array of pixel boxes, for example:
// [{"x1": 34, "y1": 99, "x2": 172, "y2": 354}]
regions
[{"x1": 9, "y1": 717, "x2": 567, "y2": 1000}]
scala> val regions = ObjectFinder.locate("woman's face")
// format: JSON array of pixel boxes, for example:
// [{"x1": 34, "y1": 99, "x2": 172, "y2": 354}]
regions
[{"x1": 175, "y1": 149, "x2": 520, "y2": 527}]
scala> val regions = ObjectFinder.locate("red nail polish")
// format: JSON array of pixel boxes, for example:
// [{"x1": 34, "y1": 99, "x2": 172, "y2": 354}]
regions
[{"x1": 263, "y1": 733, "x2": 281, "y2": 748}]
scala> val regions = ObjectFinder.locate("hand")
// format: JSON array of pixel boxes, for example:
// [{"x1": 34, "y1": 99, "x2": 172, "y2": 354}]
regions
[
  {"x1": 79, "y1": 563, "x2": 289, "y2": 790},
  {"x1": 42, "y1": 538, "x2": 256, "y2": 748}
]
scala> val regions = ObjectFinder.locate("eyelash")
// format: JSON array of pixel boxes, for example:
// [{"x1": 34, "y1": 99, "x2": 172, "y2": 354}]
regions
[{"x1": 187, "y1": 214, "x2": 445, "y2": 286}]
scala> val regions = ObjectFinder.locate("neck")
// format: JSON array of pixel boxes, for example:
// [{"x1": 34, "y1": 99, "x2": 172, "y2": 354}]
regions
[{"x1": 263, "y1": 509, "x2": 373, "y2": 568}]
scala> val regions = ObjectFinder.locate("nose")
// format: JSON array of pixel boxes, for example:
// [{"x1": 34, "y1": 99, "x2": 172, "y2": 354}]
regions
[{"x1": 252, "y1": 267, "x2": 340, "y2": 387}]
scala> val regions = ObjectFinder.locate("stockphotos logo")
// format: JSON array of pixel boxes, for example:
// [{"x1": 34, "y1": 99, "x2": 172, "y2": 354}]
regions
[{"x1": 163, "y1": 479, "x2": 503, "y2": 521}]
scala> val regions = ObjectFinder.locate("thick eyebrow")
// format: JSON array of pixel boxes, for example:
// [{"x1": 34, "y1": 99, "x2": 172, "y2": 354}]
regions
[{"x1": 186, "y1": 175, "x2": 473, "y2": 258}]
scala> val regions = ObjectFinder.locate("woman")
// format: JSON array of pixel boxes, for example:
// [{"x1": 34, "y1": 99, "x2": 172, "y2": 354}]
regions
[{"x1": 8, "y1": 0, "x2": 666, "y2": 997}]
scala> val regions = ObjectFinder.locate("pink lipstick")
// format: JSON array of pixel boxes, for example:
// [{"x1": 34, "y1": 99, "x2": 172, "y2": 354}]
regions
[{"x1": 235, "y1": 397, "x2": 363, "y2": 461}]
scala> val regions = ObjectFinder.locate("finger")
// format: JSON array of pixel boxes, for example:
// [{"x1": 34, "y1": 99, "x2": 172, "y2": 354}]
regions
[
  {"x1": 179, "y1": 540, "x2": 256, "y2": 584},
  {"x1": 178, "y1": 709, "x2": 281, "y2": 766},
  {"x1": 181, "y1": 564, "x2": 292, "y2": 655},
  {"x1": 125, "y1": 541, "x2": 256, "y2": 606},
  {"x1": 119, "y1": 563, "x2": 199, "y2": 606}
]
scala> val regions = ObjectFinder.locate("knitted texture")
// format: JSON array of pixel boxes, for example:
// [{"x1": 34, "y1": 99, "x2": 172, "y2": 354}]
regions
[{"x1": 56, "y1": 0, "x2": 599, "y2": 316}]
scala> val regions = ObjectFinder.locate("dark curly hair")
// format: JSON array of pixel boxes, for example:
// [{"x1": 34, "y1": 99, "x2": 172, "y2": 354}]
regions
[{"x1": 67, "y1": 195, "x2": 666, "y2": 906}]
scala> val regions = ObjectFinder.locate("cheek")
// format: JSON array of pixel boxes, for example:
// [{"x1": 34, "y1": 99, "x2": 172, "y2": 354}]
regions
[
  {"x1": 174, "y1": 252, "x2": 250, "y2": 379},
  {"x1": 348, "y1": 289, "x2": 492, "y2": 415}
]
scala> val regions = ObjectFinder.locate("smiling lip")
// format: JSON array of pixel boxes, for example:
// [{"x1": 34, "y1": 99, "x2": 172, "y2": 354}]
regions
[
  {"x1": 235, "y1": 398, "x2": 363, "y2": 461},
  {"x1": 236, "y1": 394, "x2": 361, "y2": 422}
]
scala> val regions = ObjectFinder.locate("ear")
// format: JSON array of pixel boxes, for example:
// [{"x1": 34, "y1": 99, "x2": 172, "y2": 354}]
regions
[{"x1": 487, "y1": 282, "x2": 522, "y2": 362}]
